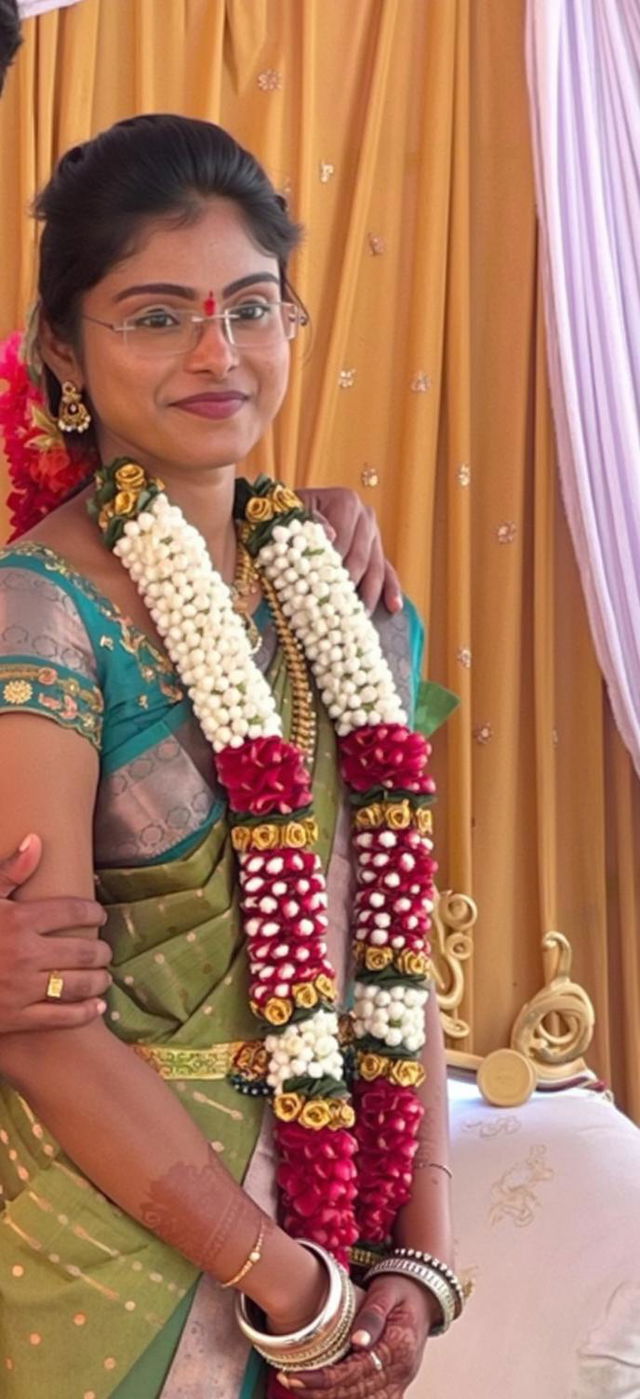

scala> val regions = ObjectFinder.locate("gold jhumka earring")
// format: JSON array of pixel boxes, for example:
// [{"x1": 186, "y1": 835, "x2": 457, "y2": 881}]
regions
[{"x1": 57, "y1": 381, "x2": 92, "y2": 434}]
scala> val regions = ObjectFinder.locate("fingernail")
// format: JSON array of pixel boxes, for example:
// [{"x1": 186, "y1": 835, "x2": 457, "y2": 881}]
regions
[
  {"x1": 96, "y1": 1000, "x2": 107, "y2": 1014},
  {"x1": 393, "y1": 595, "x2": 403, "y2": 611},
  {"x1": 352, "y1": 1329, "x2": 372, "y2": 1347},
  {"x1": 276, "y1": 1378, "x2": 304, "y2": 1391},
  {"x1": 18, "y1": 835, "x2": 32, "y2": 852}
]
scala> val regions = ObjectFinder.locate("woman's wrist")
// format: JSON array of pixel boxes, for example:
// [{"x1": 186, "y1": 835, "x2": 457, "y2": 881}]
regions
[{"x1": 262, "y1": 1245, "x2": 329, "y2": 1334}]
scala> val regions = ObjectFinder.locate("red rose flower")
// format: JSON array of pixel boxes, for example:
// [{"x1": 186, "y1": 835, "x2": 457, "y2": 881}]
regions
[
  {"x1": 217, "y1": 735, "x2": 313, "y2": 815},
  {"x1": 339, "y1": 724, "x2": 434, "y2": 794},
  {"x1": 352, "y1": 1079, "x2": 424, "y2": 1242}
]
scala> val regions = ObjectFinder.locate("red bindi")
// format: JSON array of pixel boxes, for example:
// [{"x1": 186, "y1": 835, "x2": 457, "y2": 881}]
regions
[{"x1": 203, "y1": 291, "x2": 216, "y2": 316}]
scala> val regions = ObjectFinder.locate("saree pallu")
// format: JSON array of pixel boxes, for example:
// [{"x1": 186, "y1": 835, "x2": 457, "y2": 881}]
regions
[{"x1": 0, "y1": 542, "x2": 423, "y2": 1397}]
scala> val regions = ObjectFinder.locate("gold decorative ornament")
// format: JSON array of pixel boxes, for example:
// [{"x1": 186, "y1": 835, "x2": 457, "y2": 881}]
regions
[
  {"x1": 57, "y1": 381, "x2": 92, "y2": 434},
  {"x1": 477, "y1": 1048, "x2": 537, "y2": 1107},
  {"x1": 510, "y1": 931, "x2": 595, "y2": 1082}
]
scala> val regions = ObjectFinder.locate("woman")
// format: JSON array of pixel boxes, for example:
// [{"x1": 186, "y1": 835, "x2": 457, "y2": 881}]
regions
[{"x1": 0, "y1": 115, "x2": 458, "y2": 1398}]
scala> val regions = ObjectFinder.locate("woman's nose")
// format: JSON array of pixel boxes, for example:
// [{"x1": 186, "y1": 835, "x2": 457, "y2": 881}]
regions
[{"x1": 185, "y1": 318, "x2": 239, "y2": 374}]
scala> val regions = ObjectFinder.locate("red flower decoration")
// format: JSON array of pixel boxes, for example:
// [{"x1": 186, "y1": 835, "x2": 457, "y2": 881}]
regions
[
  {"x1": 275, "y1": 1121, "x2": 359, "y2": 1265},
  {"x1": 217, "y1": 735, "x2": 313, "y2": 816},
  {"x1": 339, "y1": 724, "x2": 435, "y2": 794},
  {"x1": 0, "y1": 332, "x2": 96, "y2": 538},
  {"x1": 353, "y1": 1079, "x2": 424, "y2": 1242}
]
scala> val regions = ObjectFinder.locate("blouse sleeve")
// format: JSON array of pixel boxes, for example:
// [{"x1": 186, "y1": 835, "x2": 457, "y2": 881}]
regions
[{"x1": 0, "y1": 562, "x2": 104, "y2": 750}]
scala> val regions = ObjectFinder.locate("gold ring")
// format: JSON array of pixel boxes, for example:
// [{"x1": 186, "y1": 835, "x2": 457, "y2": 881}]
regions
[
  {"x1": 369, "y1": 1349, "x2": 383, "y2": 1373},
  {"x1": 45, "y1": 972, "x2": 64, "y2": 1001}
]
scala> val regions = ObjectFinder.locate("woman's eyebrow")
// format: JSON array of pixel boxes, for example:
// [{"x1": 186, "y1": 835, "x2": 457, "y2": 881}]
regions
[
  {"x1": 112, "y1": 282, "x2": 196, "y2": 304},
  {"x1": 112, "y1": 273, "x2": 280, "y2": 305}
]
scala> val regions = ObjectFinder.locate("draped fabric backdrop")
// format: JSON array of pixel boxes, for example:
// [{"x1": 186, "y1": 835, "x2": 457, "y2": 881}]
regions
[{"x1": 1, "y1": 0, "x2": 639, "y2": 1118}]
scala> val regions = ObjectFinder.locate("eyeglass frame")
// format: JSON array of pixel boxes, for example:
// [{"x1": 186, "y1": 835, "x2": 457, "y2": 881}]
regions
[{"x1": 80, "y1": 300, "x2": 309, "y2": 355}]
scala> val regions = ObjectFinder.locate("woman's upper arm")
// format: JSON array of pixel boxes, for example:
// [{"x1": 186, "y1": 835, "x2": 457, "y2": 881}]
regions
[{"x1": 0, "y1": 712, "x2": 99, "y2": 911}]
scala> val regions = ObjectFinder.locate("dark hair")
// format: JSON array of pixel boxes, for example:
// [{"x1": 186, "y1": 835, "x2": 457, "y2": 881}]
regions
[
  {"x1": 35, "y1": 114, "x2": 304, "y2": 411},
  {"x1": 0, "y1": 0, "x2": 22, "y2": 94}
]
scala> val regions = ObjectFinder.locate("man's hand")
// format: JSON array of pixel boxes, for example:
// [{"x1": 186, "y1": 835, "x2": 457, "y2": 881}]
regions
[
  {"x1": 0, "y1": 834, "x2": 112, "y2": 1032},
  {"x1": 297, "y1": 486, "x2": 402, "y2": 615}
]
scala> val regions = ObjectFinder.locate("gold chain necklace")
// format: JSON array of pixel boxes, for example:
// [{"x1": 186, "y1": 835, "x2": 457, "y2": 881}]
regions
[{"x1": 232, "y1": 534, "x2": 316, "y2": 762}]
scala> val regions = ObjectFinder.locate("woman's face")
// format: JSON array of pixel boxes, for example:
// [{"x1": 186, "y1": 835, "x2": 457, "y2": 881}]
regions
[{"x1": 52, "y1": 199, "x2": 291, "y2": 476}]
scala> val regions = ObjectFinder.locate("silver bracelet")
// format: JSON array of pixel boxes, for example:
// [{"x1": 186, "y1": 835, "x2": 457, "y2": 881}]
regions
[
  {"x1": 391, "y1": 1248, "x2": 465, "y2": 1316},
  {"x1": 364, "y1": 1256, "x2": 457, "y2": 1335},
  {"x1": 235, "y1": 1240, "x2": 355, "y2": 1370}
]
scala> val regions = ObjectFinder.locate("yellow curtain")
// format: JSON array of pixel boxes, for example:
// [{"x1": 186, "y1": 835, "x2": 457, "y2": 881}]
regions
[{"x1": 1, "y1": 0, "x2": 638, "y2": 1118}]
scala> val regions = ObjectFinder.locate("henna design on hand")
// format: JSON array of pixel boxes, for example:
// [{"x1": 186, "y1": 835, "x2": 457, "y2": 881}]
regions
[{"x1": 140, "y1": 1145, "x2": 268, "y2": 1273}]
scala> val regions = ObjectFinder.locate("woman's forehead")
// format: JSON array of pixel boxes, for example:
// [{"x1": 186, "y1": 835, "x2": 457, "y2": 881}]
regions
[{"x1": 101, "y1": 201, "x2": 279, "y2": 293}]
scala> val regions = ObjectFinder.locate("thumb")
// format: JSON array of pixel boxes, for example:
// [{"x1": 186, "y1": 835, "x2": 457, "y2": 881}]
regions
[
  {"x1": 351, "y1": 1277, "x2": 396, "y2": 1350},
  {"x1": 0, "y1": 833, "x2": 43, "y2": 898}
]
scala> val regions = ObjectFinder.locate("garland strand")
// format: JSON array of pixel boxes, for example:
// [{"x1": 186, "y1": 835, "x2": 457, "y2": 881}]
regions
[{"x1": 91, "y1": 462, "x2": 437, "y2": 1262}]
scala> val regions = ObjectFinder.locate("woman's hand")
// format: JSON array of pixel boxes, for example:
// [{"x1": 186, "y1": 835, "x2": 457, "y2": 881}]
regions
[
  {"x1": 296, "y1": 486, "x2": 402, "y2": 615},
  {"x1": 276, "y1": 1275, "x2": 435, "y2": 1396}
]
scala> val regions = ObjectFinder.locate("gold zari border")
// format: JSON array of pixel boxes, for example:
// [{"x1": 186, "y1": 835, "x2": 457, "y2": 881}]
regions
[{"x1": 132, "y1": 1041, "x2": 247, "y2": 1080}]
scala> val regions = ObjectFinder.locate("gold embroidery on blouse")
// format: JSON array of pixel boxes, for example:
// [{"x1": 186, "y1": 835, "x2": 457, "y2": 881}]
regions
[
  {"x1": 0, "y1": 662, "x2": 103, "y2": 747},
  {"x1": 1, "y1": 543, "x2": 178, "y2": 693}
]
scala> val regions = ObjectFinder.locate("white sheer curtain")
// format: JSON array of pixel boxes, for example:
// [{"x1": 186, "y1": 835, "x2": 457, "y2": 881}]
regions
[
  {"x1": 526, "y1": 0, "x2": 640, "y2": 774},
  {"x1": 18, "y1": 1, "x2": 85, "y2": 16}
]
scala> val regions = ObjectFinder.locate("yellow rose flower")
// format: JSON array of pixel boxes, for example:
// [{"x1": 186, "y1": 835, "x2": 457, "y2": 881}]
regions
[
  {"x1": 233, "y1": 1040, "x2": 269, "y2": 1080},
  {"x1": 246, "y1": 497, "x2": 274, "y2": 523},
  {"x1": 365, "y1": 946, "x2": 394, "y2": 971},
  {"x1": 274, "y1": 1092, "x2": 304, "y2": 1123},
  {"x1": 354, "y1": 803, "x2": 384, "y2": 830},
  {"x1": 114, "y1": 462, "x2": 146, "y2": 490},
  {"x1": 113, "y1": 489, "x2": 138, "y2": 517},
  {"x1": 252, "y1": 824, "x2": 279, "y2": 851},
  {"x1": 264, "y1": 996, "x2": 293, "y2": 1026},
  {"x1": 292, "y1": 982, "x2": 318, "y2": 1009},
  {"x1": 357, "y1": 1052, "x2": 386, "y2": 1081},
  {"x1": 299, "y1": 1100, "x2": 332, "y2": 1131},
  {"x1": 414, "y1": 807, "x2": 433, "y2": 835},
  {"x1": 397, "y1": 949, "x2": 428, "y2": 978},
  {"x1": 389, "y1": 1059, "x2": 425, "y2": 1088},
  {"x1": 385, "y1": 800, "x2": 412, "y2": 830},
  {"x1": 328, "y1": 1099, "x2": 356, "y2": 1130},
  {"x1": 281, "y1": 821, "x2": 307, "y2": 849},
  {"x1": 230, "y1": 827, "x2": 251, "y2": 853},
  {"x1": 316, "y1": 974, "x2": 337, "y2": 1002},
  {"x1": 271, "y1": 485, "x2": 302, "y2": 514}
]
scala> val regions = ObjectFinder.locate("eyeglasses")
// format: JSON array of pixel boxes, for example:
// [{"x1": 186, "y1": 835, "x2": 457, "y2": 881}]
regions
[{"x1": 81, "y1": 301, "x2": 308, "y2": 357}]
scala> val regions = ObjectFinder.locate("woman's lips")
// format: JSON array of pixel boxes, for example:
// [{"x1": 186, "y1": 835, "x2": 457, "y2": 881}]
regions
[{"x1": 172, "y1": 392, "x2": 248, "y2": 420}]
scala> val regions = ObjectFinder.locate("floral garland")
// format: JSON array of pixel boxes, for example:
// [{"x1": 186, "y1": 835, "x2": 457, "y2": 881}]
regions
[
  {"x1": 0, "y1": 332, "x2": 97, "y2": 538},
  {"x1": 90, "y1": 463, "x2": 437, "y2": 1266}
]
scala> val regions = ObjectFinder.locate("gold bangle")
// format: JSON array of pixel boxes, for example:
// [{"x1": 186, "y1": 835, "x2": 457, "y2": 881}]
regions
[{"x1": 220, "y1": 1220, "x2": 266, "y2": 1289}]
